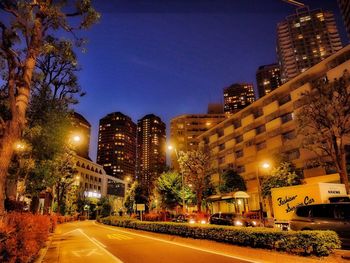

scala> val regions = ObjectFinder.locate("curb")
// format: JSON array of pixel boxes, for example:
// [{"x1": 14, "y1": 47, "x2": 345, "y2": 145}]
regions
[{"x1": 34, "y1": 233, "x2": 54, "y2": 263}]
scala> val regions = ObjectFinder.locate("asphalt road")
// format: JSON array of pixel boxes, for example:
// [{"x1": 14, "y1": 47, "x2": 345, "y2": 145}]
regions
[{"x1": 42, "y1": 220, "x2": 257, "y2": 263}]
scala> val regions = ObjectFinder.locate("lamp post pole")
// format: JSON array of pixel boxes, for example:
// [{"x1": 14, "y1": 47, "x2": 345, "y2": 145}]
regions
[
  {"x1": 169, "y1": 145, "x2": 185, "y2": 214},
  {"x1": 256, "y1": 162, "x2": 270, "y2": 227},
  {"x1": 256, "y1": 166, "x2": 264, "y2": 227}
]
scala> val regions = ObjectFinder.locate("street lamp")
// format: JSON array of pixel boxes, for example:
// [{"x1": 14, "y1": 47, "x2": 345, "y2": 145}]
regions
[
  {"x1": 14, "y1": 141, "x2": 26, "y2": 151},
  {"x1": 256, "y1": 161, "x2": 270, "y2": 227},
  {"x1": 167, "y1": 144, "x2": 185, "y2": 214}
]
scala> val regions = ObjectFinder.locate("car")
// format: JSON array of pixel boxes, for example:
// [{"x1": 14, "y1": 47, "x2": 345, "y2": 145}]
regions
[
  {"x1": 172, "y1": 213, "x2": 209, "y2": 224},
  {"x1": 290, "y1": 203, "x2": 350, "y2": 247},
  {"x1": 209, "y1": 212, "x2": 251, "y2": 226}
]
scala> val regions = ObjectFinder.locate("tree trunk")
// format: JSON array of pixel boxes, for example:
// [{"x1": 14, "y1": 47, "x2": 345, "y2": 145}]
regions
[
  {"x1": 30, "y1": 195, "x2": 39, "y2": 214},
  {"x1": 340, "y1": 147, "x2": 349, "y2": 194},
  {"x1": 197, "y1": 191, "x2": 202, "y2": 213},
  {"x1": 0, "y1": 121, "x2": 20, "y2": 215}
]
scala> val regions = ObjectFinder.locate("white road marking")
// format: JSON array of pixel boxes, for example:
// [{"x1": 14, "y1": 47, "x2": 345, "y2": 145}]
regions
[
  {"x1": 61, "y1": 228, "x2": 80, "y2": 236},
  {"x1": 72, "y1": 248, "x2": 103, "y2": 257},
  {"x1": 77, "y1": 228, "x2": 124, "y2": 263},
  {"x1": 107, "y1": 233, "x2": 133, "y2": 240},
  {"x1": 91, "y1": 237, "x2": 107, "y2": 248},
  {"x1": 93, "y1": 222, "x2": 263, "y2": 263}
]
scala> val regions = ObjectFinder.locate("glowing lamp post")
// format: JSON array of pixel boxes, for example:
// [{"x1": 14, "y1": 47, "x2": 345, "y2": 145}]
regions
[
  {"x1": 256, "y1": 161, "x2": 270, "y2": 226},
  {"x1": 167, "y1": 144, "x2": 185, "y2": 214}
]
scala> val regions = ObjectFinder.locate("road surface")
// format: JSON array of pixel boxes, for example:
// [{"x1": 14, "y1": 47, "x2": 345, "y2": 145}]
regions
[{"x1": 42, "y1": 220, "x2": 258, "y2": 263}]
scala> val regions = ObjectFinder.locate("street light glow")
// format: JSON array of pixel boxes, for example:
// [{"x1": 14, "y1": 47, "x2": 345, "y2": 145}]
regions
[
  {"x1": 14, "y1": 141, "x2": 26, "y2": 151},
  {"x1": 261, "y1": 162, "x2": 270, "y2": 169},
  {"x1": 167, "y1": 145, "x2": 173, "y2": 150},
  {"x1": 72, "y1": 135, "x2": 81, "y2": 143}
]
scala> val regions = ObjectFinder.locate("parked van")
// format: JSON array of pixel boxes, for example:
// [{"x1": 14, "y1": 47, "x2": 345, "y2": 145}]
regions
[{"x1": 290, "y1": 203, "x2": 350, "y2": 247}]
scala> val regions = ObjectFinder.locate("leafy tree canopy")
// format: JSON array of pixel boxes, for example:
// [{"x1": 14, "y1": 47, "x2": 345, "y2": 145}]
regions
[
  {"x1": 219, "y1": 169, "x2": 246, "y2": 194},
  {"x1": 261, "y1": 162, "x2": 303, "y2": 198}
]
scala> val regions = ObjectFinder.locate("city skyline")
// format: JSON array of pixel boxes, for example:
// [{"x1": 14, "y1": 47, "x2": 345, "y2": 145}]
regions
[{"x1": 72, "y1": 0, "x2": 348, "y2": 161}]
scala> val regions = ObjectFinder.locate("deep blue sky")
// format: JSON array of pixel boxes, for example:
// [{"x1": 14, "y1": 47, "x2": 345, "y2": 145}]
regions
[{"x1": 73, "y1": 0, "x2": 348, "y2": 161}]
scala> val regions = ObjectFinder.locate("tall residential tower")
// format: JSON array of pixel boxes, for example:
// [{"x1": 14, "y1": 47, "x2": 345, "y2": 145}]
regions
[
  {"x1": 277, "y1": 7, "x2": 342, "y2": 82},
  {"x1": 223, "y1": 83, "x2": 255, "y2": 115},
  {"x1": 136, "y1": 114, "x2": 166, "y2": 195},
  {"x1": 97, "y1": 112, "x2": 137, "y2": 180},
  {"x1": 338, "y1": 0, "x2": 350, "y2": 41},
  {"x1": 256, "y1": 64, "x2": 282, "y2": 98}
]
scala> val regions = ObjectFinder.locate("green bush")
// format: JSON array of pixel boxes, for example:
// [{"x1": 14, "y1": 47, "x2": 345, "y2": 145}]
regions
[{"x1": 100, "y1": 216, "x2": 340, "y2": 257}]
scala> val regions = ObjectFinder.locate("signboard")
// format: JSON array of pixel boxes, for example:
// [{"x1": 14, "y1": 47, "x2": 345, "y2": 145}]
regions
[
  {"x1": 272, "y1": 183, "x2": 347, "y2": 221},
  {"x1": 84, "y1": 191, "x2": 101, "y2": 198},
  {"x1": 136, "y1": 204, "x2": 145, "y2": 211}
]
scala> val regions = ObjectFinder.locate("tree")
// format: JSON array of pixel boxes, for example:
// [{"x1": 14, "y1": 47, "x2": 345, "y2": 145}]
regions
[
  {"x1": 178, "y1": 149, "x2": 211, "y2": 213},
  {"x1": 296, "y1": 71, "x2": 350, "y2": 193},
  {"x1": 219, "y1": 169, "x2": 246, "y2": 194},
  {"x1": 0, "y1": 0, "x2": 99, "y2": 215},
  {"x1": 156, "y1": 171, "x2": 182, "y2": 210},
  {"x1": 97, "y1": 197, "x2": 112, "y2": 218},
  {"x1": 124, "y1": 182, "x2": 148, "y2": 214},
  {"x1": 261, "y1": 162, "x2": 302, "y2": 198}
]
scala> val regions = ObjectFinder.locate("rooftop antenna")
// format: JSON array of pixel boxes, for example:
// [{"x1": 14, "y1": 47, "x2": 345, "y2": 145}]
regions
[{"x1": 281, "y1": 0, "x2": 305, "y2": 7}]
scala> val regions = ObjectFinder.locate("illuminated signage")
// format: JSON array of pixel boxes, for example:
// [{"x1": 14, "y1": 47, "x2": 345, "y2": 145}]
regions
[{"x1": 84, "y1": 191, "x2": 101, "y2": 198}]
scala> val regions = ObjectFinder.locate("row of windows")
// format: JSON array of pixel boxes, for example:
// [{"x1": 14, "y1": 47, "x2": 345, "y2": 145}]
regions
[
  {"x1": 84, "y1": 183, "x2": 101, "y2": 191},
  {"x1": 76, "y1": 161, "x2": 103, "y2": 174},
  {"x1": 83, "y1": 173, "x2": 102, "y2": 183},
  {"x1": 216, "y1": 130, "x2": 297, "y2": 158},
  {"x1": 217, "y1": 149, "x2": 300, "y2": 171},
  {"x1": 209, "y1": 109, "x2": 294, "y2": 144},
  {"x1": 213, "y1": 114, "x2": 294, "y2": 151}
]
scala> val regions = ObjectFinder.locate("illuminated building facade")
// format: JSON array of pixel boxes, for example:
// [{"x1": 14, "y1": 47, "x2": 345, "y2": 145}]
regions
[
  {"x1": 223, "y1": 83, "x2": 255, "y2": 115},
  {"x1": 170, "y1": 113, "x2": 226, "y2": 169},
  {"x1": 97, "y1": 112, "x2": 137, "y2": 180},
  {"x1": 256, "y1": 64, "x2": 282, "y2": 98},
  {"x1": 338, "y1": 0, "x2": 350, "y2": 41},
  {"x1": 74, "y1": 155, "x2": 126, "y2": 199},
  {"x1": 136, "y1": 114, "x2": 166, "y2": 195},
  {"x1": 197, "y1": 46, "x2": 350, "y2": 214},
  {"x1": 277, "y1": 7, "x2": 342, "y2": 82}
]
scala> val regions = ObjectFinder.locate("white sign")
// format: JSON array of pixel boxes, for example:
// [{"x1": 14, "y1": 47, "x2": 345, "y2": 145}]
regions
[
  {"x1": 84, "y1": 191, "x2": 101, "y2": 198},
  {"x1": 136, "y1": 204, "x2": 145, "y2": 211}
]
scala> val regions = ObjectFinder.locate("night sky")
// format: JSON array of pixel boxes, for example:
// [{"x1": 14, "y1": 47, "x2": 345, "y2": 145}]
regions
[{"x1": 73, "y1": 0, "x2": 348, "y2": 161}]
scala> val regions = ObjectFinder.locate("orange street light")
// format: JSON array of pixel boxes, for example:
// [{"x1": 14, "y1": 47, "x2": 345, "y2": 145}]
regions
[
  {"x1": 72, "y1": 135, "x2": 81, "y2": 143},
  {"x1": 256, "y1": 161, "x2": 271, "y2": 227},
  {"x1": 14, "y1": 141, "x2": 26, "y2": 151}
]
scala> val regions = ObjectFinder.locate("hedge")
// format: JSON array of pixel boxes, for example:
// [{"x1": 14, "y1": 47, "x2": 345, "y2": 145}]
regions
[
  {"x1": 99, "y1": 216, "x2": 341, "y2": 257},
  {"x1": 0, "y1": 212, "x2": 57, "y2": 263}
]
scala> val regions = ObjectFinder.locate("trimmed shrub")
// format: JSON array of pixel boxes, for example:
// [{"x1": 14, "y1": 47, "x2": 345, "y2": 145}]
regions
[
  {"x1": 0, "y1": 212, "x2": 54, "y2": 263},
  {"x1": 143, "y1": 213, "x2": 162, "y2": 222},
  {"x1": 100, "y1": 217, "x2": 341, "y2": 257}
]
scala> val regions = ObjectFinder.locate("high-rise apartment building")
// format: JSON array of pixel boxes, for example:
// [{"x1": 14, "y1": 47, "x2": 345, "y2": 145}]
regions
[
  {"x1": 338, "y1": 0, "x2": 350, "y2": 41},
  {"x1": 197, "y1": 45, "x2": 350, "y2": 215},
  {"x1": 277, "y1": 7, "x2": 342, "y2": 82},
  {"x1": 136, "y1": 114, "x2": 166, "y2": 195},
  {"x1": 97, "y1": 112, "x2": 137, "y2": 180},
  {"x1": 256, "y1": 64, "x2": 282, "y2": 98},
  {"x1": 170, "y1": 113, "x2": 226, "y2": 168},
  {"x1": 223, "y1": 83, "x2": 255, "y2": 115},
  {"x1": 71, "y1": 112, "x2": 91, "y2": 159}
]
